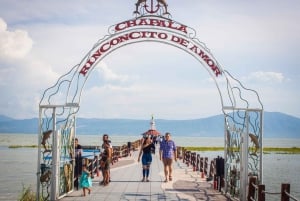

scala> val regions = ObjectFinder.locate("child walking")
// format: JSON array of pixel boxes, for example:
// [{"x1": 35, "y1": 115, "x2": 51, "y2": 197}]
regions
[{"x1": 79, "y1": 165, "x2": 92, "y2": 196}]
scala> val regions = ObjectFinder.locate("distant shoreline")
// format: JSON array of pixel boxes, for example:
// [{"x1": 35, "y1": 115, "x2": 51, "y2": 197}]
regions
[
  {"x1": 0, "y1": 133, "x2": 300, "y2": 139},
  {"x1": 1, "y1": 111, "x2": 300, "y2": 139},
  {"x1": 7, "y1": 145, "x2": 300, "y2": 154}
]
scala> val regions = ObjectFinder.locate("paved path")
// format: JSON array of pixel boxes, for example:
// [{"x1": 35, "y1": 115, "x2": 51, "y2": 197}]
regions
[{"x1": 60, "y1": 146, "x2": 230, "y2": 201}]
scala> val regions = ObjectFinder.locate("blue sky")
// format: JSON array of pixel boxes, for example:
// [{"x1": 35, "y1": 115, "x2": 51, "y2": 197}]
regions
[{"x1": 0, "y1": 0, "x2": 299, "y2": 120}]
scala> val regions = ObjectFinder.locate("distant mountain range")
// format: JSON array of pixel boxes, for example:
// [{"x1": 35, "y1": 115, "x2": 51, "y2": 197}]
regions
[{"x1": 0, "y1": 112, "x2": 299, "y2": 138}]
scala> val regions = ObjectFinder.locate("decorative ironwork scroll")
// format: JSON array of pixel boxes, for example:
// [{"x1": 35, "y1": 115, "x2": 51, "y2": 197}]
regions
[
  {"x1": 37, "y1": 105, "x2": 78, "y2": 200},
  {"x1": 134, "y1": 0, "x2": 170, "y2": 16},
  {"x1": 222, "y1": 70, "x2": 263, "y2": 200}
]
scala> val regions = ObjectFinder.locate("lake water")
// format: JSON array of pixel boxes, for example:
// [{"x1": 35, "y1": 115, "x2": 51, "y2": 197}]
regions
[{"x1": 0, "y1": 134, "x2": 299, "y2": 201}]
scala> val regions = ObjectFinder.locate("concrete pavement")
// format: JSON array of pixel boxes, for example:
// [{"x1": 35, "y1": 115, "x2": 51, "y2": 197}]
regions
[{"x1": 59, "y1": 146, "x2": 230, "y2": 201}]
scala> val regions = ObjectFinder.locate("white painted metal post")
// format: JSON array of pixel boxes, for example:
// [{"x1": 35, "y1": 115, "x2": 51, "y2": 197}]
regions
[
  {"x1": 73, "y1": 115, "x2": 76, "y2": 190},
  {"x1": 224, "y1": 117, "x2": 228, "y2": 193},
  {"x1": 260, "y1": 111, "x2": 264, "y2": 184},
  {"x1": 50, "y1": 108, "x2": 58, "y2": 200},
  {"x1": 240, "y1": 112, "x2": 249, "y2": 201},
  {"x1": 36, "y1": 107, "x2": 42, "y2": 201}
]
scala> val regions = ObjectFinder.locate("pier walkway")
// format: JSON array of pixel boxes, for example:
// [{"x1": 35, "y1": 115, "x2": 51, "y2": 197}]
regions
[{"x1": 60, "y1": 146, "x2": 230, "y2": 201}]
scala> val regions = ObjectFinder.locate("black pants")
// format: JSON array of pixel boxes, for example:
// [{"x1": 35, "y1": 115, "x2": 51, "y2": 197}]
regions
[{"x1": 74, "y1": 156, "x2": 82, "y2": 190}]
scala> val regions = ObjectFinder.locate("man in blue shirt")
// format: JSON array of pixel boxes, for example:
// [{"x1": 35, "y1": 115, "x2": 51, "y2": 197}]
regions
[{"x1": 159, "y1": 132, "x2": 177, "y2": 182}]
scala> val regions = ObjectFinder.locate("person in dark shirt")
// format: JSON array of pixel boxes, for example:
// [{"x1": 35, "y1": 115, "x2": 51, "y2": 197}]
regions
[
  {"x1": 138, "y1": 135, "x2": 155, "y2": 182},
  {"x1": 74, "y1": 138, "x2": 82, "y2": 190}
]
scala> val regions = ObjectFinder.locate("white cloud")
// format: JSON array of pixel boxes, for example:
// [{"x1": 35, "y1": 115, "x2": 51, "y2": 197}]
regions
[
  {"x1": 80, "y1": 79, "x2": 221, "y2": 119},
  {"x1": 0, "y1": 18, "x2": 33, "y2": 60},
  {"x1": 245, "y1": 71, "x2": 285, "y2": 83},
  {"x1": 0, "y1": 1, "x2": 299, "y2": 119},
  {"x1": 0, "y1": 18, "x2": 7, "y2": 31},
  {"x1": 96, "y1": 62, "x2": 130, "y2": 85},
  {"x1": 0, "y1": 18, "x2": 59, "y2": 118},
  {"x1": 0, "y1": 57, "x2": 60, "y2": 118}
]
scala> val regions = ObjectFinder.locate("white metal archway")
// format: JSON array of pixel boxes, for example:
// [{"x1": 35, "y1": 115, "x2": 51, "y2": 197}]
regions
[{"x1": 37, "y1": 1, "x2": 263, "y2": 200}]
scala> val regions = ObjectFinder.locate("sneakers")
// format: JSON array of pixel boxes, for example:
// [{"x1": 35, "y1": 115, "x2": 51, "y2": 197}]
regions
[
  {"x1": 142, "y1": 177, "x2": 150, "y2": 182},
  {"x1": 164, "y1": 176, "x2": 172, "y2": 182}
]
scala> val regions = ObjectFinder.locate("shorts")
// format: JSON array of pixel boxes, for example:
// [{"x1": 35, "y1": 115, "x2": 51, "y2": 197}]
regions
[
  {"x1": 162, "y1": 158, "x2": 173, "y2": 166},
  {"x1": 104, "y1": 159, "x2": 111, "y2": 170},
  {"x1": 142, "y1": 153, "x2": 152, "y2": 166},
  {"x1": 101, "y1": 159, "x2": 110, "y2": 170}
]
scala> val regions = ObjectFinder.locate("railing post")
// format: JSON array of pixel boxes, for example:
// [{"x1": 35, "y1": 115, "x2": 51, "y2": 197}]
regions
[
  {"x1": 204, "y1": 157, "x2": 208, "y2": 176},
  {"x1": 91, "y1": 158, "x2": 95, "y2": 179},
  {"x1": 95, "y1": 155, "x2": 100, "y2": 177},
  {"x1": 281, "y1": 183, "x2": 290, "y2": 201},
  {"x1": 182, "y1": 149, "x2": 186, "y2": 163},
  {"x1": 87, "y1": 159, "x2": 93, "y2": 178},
  {"x1": 201, "y1": 157, "x2": 205, "y2": 178},
  {"x1": 191, "y1": 152, "x2": 196, "y2": 171},
  {"x1": 247, "y1": 176, "x2": 256, "y2": 201},
  {"x1": 83, "y1": 158, "x2": 89, "y2": 166},
  {"x1": 208, "y1": 159, "x2": 213, "y2": 179},
  {"x1": 216, "y1": 156, "x2": 224, "y2": 192},
  {"x1": 177, "y1": 146, "x2": 181, "y2": 159},
  {"x1": 213, "y1": 174, "x2": 218, "y2": 189},
  {"x1": 258, "y1": 184, "x2": 265, "y2": 201},
  {"x1": 186, "y1": 151, "x2": 191, "y2": 166},
  {"x1": 200, "y1": 157, "x2": 203, "y2": 173}
]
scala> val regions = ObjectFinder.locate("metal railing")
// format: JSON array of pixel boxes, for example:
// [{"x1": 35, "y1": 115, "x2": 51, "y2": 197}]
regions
[
  {"x1": 248, "y1": 176, "x2": 299, "y2": 201},
  {"x1": 181, "y1": 148, "x2": 209, "y2": 178},
  {"x1": 80, "y1": 139, "x2": 141, "y2": 177}
]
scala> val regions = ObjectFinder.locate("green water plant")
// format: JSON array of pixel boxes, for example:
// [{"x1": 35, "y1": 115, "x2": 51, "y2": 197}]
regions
[
  {"x1": 18, "y1": 185, "x2": 36, "y2": 201},
  {"x1": 8, "y1": 145, "x2": 38, "y2": 148},
  {"x1": 183, "y1": 146, "x2": 300, "y2": 154},
  {"x1": 263, "y1": 147, "x2": 300, "y2": 154},
  {"x1": 184, "y1": 146, "x2": 224, "y2": 151}
]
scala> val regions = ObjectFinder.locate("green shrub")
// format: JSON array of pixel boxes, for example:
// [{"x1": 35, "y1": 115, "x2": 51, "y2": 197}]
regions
[{"x1": 18, "y1": 185, "x2": 36, "y2": 201}]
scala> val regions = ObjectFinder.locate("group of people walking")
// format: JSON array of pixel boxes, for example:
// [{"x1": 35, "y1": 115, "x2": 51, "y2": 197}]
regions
[
  {"x1": 138, "y1": 132, "x2": 177, "y2": 182},
  {"x1": 74, "y1": 132, "x2": 177, "y2": 196},
  {"x1": 74, "y1": 134, "x2": 113, "y2": 196}
]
